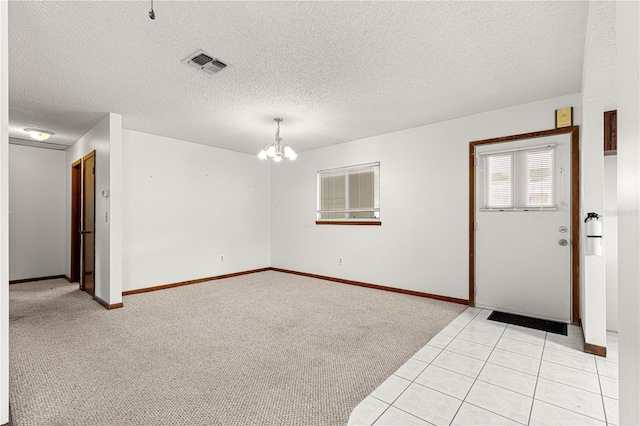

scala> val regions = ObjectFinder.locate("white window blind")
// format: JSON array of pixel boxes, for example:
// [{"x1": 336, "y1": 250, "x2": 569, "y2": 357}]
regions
[
  {"x1": 317, "y1": 162, "x2": 380, "y2": 221},
  {"x1": 525, "y1": 149, "x2": 555, "y2": 207},
  {"x1": 486, "y1": 153, "x2": 513, "y2": 208},
  {"x1": 480, "y1": 145, "x2": 556, "y2": 211}
]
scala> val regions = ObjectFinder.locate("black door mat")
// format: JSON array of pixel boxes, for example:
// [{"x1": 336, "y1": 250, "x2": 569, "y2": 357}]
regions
[{"x1": 487, "y1": 311, "x2": 568, "y2": 336}]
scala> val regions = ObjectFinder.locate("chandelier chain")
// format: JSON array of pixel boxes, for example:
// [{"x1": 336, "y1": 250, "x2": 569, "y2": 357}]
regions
[{"x1": 257, "y1": 118, "x2": 297, "y2": 162}]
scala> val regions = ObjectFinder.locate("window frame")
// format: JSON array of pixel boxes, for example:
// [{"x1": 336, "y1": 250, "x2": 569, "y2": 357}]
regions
[
  {"x1": 479, "y1": 144, "x2": 558, "y2": 212},
  {"x1": 316, "y1": 162, "x2": 381, "y2": 226}
]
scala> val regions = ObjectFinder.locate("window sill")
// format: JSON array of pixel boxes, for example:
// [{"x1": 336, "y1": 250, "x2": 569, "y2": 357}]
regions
[
  {"x1": 316, "y1": 221, "x2": 381, "y2": 226},
  {"x1": 479, "y1": 207, "x2": 558, "y2": 212}
]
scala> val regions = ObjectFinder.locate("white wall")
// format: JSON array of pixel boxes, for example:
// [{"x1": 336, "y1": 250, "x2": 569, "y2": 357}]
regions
[
  {"x1": 616, "y1": 1, "x2": 640, "y2": 424},
  {"x1": 604, "y1": 155, "x2": 618, "y2": 332},
  {"x1": 8, "y1": 144, "x2": 66, "y2": 281},
  {"x1": 121, "y1": 130, "x2": 270, "y2": 292},
  {"x1": 580, "y1": 97, "x2": 606, "y2": 348},
  {"x1": 65, "y1": 114, "x2": 114, "y2": 303},
  {"x1": 0, "y1": 0, "x2": 8, "y2": 422},
  {"x1": 579, "y1": 1, "x2": 610, "y2": 349},
  {"x1": 109, "y1": 115, "x2": 123, "y2": 304},
  {"x1": 270, "y1": 93, "x2": 581, "y2": 300}
]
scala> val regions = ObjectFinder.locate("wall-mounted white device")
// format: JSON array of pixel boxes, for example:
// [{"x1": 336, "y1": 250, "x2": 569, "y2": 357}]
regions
[{"x1": 585, "y1": 212, "x2": 603, "y2": 256}]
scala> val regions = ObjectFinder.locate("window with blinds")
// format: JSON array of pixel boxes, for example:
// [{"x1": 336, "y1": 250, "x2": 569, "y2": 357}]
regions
[
  {"x1": 480, "y1": 146, "x2": 556, "y2": 211},
  {"x1": 317, "y1": 162, "x2": 380, "y2": 221}
]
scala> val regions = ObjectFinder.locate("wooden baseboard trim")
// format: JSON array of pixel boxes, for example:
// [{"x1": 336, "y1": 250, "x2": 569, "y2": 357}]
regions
[
  {"x1": 122, "y1": 267, "x2": 271, "y2": 296},
  {"x1": 584, "y1": 342, "x2": 607, "y2": 357},
  {"x1": 64, "y1": 275, "x2": 72, "y2": 283},
  {"x1": 9, "y1": 274, "x2": 66, "y2": 284},
  {"x1": 121, "y1": 266, "x2": 467, "y2": 306},
  {"x1": 93, "y1": 295, "x2": 124, "y2": 310},
  {"x1": 580, "y1": 323, "x2": 607, "y2": 357},
  {"x1": 269, "y1": 267, "x2": 469, "y2": 305}
]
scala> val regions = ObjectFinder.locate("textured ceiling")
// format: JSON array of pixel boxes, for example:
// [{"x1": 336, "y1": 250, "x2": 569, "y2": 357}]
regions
[
  {"x1": 8, "y1": 1, "x2": 588, "y2": 153},
  {"x1": 583, "y1": 1, "x2": 617, "y2": 111}
]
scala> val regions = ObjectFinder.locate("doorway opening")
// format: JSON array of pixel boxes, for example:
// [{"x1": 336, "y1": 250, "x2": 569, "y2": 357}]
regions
[
  {"x1": 70, "y1": 159, "x2": 81, "y2": 286},
  {"x1": 70, "y1": 151, "x2": 96, "y2": 296}
]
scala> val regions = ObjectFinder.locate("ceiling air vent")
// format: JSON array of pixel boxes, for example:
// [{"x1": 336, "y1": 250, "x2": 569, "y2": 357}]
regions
[{"x1": 182, "y1": 49, "x2": 227, "y2": 74}]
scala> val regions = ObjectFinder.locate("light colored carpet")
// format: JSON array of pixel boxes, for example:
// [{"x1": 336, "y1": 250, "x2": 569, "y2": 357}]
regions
[{"x1": 9, "y1": 270, "x2": 466, "y2": 425}]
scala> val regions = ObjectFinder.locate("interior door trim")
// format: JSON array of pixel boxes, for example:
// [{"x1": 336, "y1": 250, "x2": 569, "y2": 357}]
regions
[{"x1": 469, "y1": 126, "x2": 580, "y2": 325}]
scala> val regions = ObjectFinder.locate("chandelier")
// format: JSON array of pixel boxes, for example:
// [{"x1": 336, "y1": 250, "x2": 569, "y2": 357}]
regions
[{"x1": 258, "y1": 118, "x2": 297, "y2": 162}]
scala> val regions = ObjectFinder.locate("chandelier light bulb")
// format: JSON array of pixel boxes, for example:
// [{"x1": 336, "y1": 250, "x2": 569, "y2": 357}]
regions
[
  {"x1": 266, "y1": 145, "x2": 276, "y2": 157},
  {"x1": 273, "y1": 154, "x2": 283, "y2": 163},
  {"x1": 284, "y1": 146, "x2": 297, "y2": 160},
  {"x1": 258, "y1": 149, "x2": 268, "y2": 160}
]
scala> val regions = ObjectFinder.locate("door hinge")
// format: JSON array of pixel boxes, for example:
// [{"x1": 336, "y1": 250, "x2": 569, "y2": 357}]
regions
[{"x1": 92, "y1": 167, "x2": 95, "y2": 174}]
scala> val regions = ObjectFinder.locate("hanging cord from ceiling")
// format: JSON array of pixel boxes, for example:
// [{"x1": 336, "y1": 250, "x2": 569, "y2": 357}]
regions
[{"x1": 149, "y1": 0, "x2": 155, "y2": 20}]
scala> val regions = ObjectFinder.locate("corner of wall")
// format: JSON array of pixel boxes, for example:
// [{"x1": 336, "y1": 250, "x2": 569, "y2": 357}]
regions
[
  {"x1": 266, "y1": 161, "x2": 272, "y2": 267},
  {"x1": 616, "y1": 1, "x2": 640, "y2": 424},
  {"x1": 579, "y1": 0, "x2": 608, "y2": 349},
  {"x1": 580, "y1": 97, "x2": 607, "y2": 348},
  {"x1": 0, "y1": 0, "x2": 10, "y2": 422},
  {"x1": 109, "y1": 113, "x2": 123, "y2": 304},
  {"x1": 64, "y1": 113, "x2": 114, "y2": 304}
]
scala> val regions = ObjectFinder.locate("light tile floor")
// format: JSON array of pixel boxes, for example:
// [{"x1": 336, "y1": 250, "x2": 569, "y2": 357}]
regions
[{"x1": 349, "y1": 307, "x2": 619, "y2": 426}]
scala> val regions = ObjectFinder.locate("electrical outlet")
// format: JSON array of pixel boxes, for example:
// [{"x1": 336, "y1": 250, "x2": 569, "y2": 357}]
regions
[
  {"x1": 220, "y1": 255, "x2": 224, "y2": 262},
  {"x1": 339, "y1": 257, "x2": 343, "y2": 265}
]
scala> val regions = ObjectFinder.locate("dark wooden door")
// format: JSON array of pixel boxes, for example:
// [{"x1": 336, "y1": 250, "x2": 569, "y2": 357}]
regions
[
  {"x1": 604, "y1": 110, "x2": 617, "y2": 155},
  {"x1": 82, "y1": 152, "x2": 96, "y2": 296}
]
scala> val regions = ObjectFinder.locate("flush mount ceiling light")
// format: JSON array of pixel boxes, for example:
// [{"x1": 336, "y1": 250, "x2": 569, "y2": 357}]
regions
[
  {"x1": 24, "y1": 128, "x2": 54, "y2": 141},
  {"x1": 258, "y1": 118, "x2": 297, "y2": 162}
]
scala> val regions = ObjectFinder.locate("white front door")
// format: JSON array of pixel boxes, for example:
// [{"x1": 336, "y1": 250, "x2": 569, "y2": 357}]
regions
[{"x1": 475, "y1": 133, "x2": 572, "y2": 323}]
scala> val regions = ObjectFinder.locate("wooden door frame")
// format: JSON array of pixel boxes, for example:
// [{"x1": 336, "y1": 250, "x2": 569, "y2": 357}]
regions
[
  {"x1": 469, "y1": 126, "x2": 580, "y2": 325},
  {"x1": 70, "y1": 159, "x2": 82, "y2": 286},
  {"x1": 82, "y1": 151, "x2": 97, "y2": 296}
]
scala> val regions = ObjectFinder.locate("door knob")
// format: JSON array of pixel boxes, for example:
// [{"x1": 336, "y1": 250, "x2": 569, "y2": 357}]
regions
[
  {"x1": 80, "y1": 230, "x2": 91, "y2": 235},
  {"x1": 559, "y1": 239, "x2": 568, "y2": 246}
]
